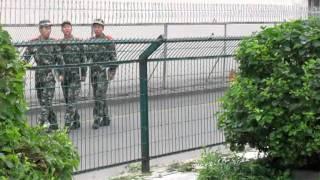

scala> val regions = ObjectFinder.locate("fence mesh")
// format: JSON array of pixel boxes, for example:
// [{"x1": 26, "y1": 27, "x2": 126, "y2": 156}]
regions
[
  {"x1": 4, "y1": 0, "x2": 312, "y2": 174},
  {"x1": 1, "y1": 1, "x2": 308, "y2": 25},
  {"x1": 14, "y1": 37, "x2": 240, "y2": 172}
]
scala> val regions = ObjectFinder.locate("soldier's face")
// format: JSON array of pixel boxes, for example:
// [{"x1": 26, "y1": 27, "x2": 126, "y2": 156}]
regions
[
  {"x1": 93, "y1": 24, "x2": 104, "y2": 36},
  {"x1": 62, "y1": 24, "x2": 72, "y2": 37},
  {"x1": 39, "y1": 26, "x2": 51, "y2": 39}
]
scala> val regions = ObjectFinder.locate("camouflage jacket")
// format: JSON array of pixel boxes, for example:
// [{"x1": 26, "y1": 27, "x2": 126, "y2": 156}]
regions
[
  {"x1": 60, "y1": 36, "x2": 87, "y2": 79},
  {"x1": 87, "y1": 33, "x2": 118, "y2": 72},
  {"x1": 23, "y1": 36, "x2": 64, "y2": 79}
]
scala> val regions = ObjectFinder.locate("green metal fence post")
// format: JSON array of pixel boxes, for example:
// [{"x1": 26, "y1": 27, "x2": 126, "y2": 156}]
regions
[
  {"x1": 223, "y1": 23, "x2": 227, "y2": 81},
  {"x1": 139, "y1": 35, "x2": 163, "y2": 173},
  {"x1": 162, "y1": 23, "x2": 168, "y2": 89},
  {"x1": 139, "y1": 55, "x2": 150, "y2": 173}
]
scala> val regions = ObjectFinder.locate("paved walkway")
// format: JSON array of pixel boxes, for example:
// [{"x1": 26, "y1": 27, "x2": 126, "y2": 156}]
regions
[
  {"x1": 74, "y1": 149, "x2": 320, "y2": 180},
  {"x1": 154, "y1": 172, "x2": 197, "y2": 180},
  {"x1": 144, "y1": 171, "x2": 197, "y2": 180},
  {"x1": 74, "y1": 165, "x2": 198, "y2": 180}
]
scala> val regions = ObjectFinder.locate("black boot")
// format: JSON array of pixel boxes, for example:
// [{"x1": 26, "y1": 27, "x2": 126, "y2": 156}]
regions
[
  {"x1": 48, "y1": 123, "x2": 59, "y2": 131},
  {"x1": 100, "y1": 116, "x2": 111, "y2": 126},
  {"x1": 48, "y1": 111, "x2": 58, "y2": 131},
  {"x1": 69, "y1": 121, "x2": 80, "y2": 130},
  {"x1": 92, "y1": 118, "x2": 100, "y2": 129},
  {"x1": 68, "y1": 111, "x2": 81, "y2": 130}
]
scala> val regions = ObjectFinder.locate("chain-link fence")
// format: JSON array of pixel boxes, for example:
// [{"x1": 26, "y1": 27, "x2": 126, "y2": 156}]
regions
[
  {"x1": 14, "y1": 37, "x2": 240, "y2": 173},
  {"x1": 2, "y1": 0, "x2": 315, "y2": 174},
  {"x1": 0, "y1": 0, "x2": 308, "y2": 25},
  {"x1": 309, "y1": 6, "x2": 320, "y2": 16},
  {"x1": 0, "y1": 0, "x2": 310, "y2": 43}
]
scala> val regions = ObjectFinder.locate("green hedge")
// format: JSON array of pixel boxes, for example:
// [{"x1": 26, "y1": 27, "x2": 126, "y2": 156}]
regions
[
  {"x1": 0, "y1": 27, "x2": 79, "y2": 179},
  {"x1": 198, "y1": 152, "x2": 291, "y2": 180},
  {"x1": 218, "y1": 18, "x2": 320, "y2": 168}
]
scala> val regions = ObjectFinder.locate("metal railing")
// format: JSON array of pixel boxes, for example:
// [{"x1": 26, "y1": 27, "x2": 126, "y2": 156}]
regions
[
  {"x1": 0, "y1": 1, "x2": 307, "y2": 25},
  {"x1": 5, "y1": 0, "x2": 312, "y2": 174},
  {"x1": 15, "y1": 36, "x2": 241, "y2": 173}
]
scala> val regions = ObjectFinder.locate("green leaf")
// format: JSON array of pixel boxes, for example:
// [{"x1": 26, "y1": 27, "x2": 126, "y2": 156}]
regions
[
  {"x1": 220, "y1": 18, "x2": 320, "y2": 169},
  {"x1": 4, "y1": 159, "x2": 14, "y2": 169},
  {"x1": 0, "y1": 26, "x2": 79, "y2": 179},
  {"x1": 312, "y1": 41, "x2": 320, "y2": 48}
]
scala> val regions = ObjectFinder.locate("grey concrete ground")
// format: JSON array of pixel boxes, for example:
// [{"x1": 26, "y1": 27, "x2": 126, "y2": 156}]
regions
[
  {"x1": 27, "y1": 85, "x2": 226, "y2": 173},
  {"x1": 73, "y1": 145, "x2": 229, "y2": 180},
  {"x1": 72, "y1": 149, "x2": 320, "y2": 180},
  {"x1": 25, "y1": 69, "x2": 320, "y2": 180},
  {"x1": 73, "y1": 151, "x2": 201, "y2": 180}
]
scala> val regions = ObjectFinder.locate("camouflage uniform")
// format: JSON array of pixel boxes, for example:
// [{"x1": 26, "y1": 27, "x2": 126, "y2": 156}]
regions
[
  {"x1": 24, "y1": 35, "x2": 63, "y2": 130},
  {"x1": 88, "y1": 32, "x2": 117, "y2": 129},
  {"x1": 60, "y1": 36, "x2": 87, "y2": 129}
]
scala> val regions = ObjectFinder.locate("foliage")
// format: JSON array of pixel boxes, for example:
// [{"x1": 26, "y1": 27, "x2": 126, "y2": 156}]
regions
[
  {"x1": 0, "y1": 26, "x2": 79, "y2": 179},
  {"x1": 167, "y1": 161, "x2": 195, "y2": 172},
  {"x1": 127, "y1": 162, "x2": 142, "y2": 173},
  {"x1": 198, "y1": 151, "x2": 291, "y2": 180},
  {"x1": 110, "y1": 174, "x2": 145, "y2": 180},
  {"x1": 218, "y1": 18, "x2": 320, "y2": 168},
  {"x1": 111, "y1": 162, "x2": 149, "y2": 180}
]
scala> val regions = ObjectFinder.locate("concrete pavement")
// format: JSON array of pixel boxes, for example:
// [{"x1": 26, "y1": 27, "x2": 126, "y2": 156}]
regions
[{"x1": 27, "y1": 84, "x2": 226, "y2": 173}]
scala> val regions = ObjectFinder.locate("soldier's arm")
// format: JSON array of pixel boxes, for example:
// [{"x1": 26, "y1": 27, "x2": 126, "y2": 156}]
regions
[
  {"x1": 22, "y1": 45, "x2": 34, "y2": 63},
  {"x1": 22, "y1": 38, "x2": 40, "y2": 63},
  {"x1": 107, "y1": 37, "x2": 118, "y2": 71},
  {"x1": 54, "y1": 44, "x2": 65, "y2": 78},
  {"x1": 80, "y1": 44, "x2": 87, "y2": 79},
  {"x1": 85, "y1": 38, "x2": 93, "y2": 62},
  {"x1": 107, "y1": 41, "x2": 117, "y2": 80}
]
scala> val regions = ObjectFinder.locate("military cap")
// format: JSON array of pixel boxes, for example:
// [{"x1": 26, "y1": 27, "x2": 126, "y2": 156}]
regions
[
  {"x1": 92, "y1": 18, "x2": 104, "y2": 26},
  {"x1": 39, "y1": 20, "x2": 52, "y2": 27},
  {"x1": 61, "y1": 20, "x2": 72, "y2": 27}
]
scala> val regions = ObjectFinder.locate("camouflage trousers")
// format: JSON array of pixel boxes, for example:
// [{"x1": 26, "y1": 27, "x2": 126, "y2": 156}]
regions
[
  {"x1": 91, "y1": 72, "x2": 110, "y2": 122},
  {"x1": 62, "y1": 78, "x2": 81, "y2": 124},
  {"x1": 35, "y1": 79, "x2": 56, "y2": 126}
]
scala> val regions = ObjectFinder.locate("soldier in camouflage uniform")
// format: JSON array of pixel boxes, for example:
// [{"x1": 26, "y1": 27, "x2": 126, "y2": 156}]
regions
[
  {"x1": 60, "y1": 21, "x2": 87, "y2": 130},
  {"x1": 24, "y1": 20, "x2": 64, "y2": 131},
  {"x1": 88, "y1": 19, "x2": 118, "y2": 129}
]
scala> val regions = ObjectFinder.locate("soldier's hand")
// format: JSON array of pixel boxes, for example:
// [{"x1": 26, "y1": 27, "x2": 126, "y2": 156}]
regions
[
  {"x1": 59, "y1": 75, "x2": 64, "y2": 82},
  {"x1": 108, "y1": 70, "x2": 116, "y2": 80},
  {"x1": 81, "y1": 76, "x2": 86, "y2": 81}
]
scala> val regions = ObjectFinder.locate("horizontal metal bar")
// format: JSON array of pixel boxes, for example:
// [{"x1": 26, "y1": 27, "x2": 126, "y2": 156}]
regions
[
  {"x1": 14, "y1": 37, "x2": 243, "y2": 47},
  {"x1": 24, "y1": 54, "x2": 235, "y2": 71},
  {"x1": 2, "y1": 21, "x2": 283, "y2": 27},
  {"x1": 14, "y1": 39, "x2": 154, "y2": 47},
  {"x1": 149, "y1": 142, "x2": 225, "y2": 160},
  {"x1": 73, "y1": 142, "x2": 225, "y2": 174},
  {"x1": 24, "y1": 55, "x2": 235, "y2": 70},
  {"x1": 73, "y1": 159, "x2": 142, "y2": 175},
  {"x1": 25, "y1": 60, "x2": 138, "y2": 70},
  {"x1": 163, "y1": 37, "x2": 242, "y2": 42},
  {"x1": 148, "y1": 55, "x2": 235, "y2": 62}
]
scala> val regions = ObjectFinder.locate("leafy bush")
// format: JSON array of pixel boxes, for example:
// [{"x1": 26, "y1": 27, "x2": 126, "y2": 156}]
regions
[
  {"x1": 218, "y1": 18, "x2": 320, "y2": 168},
  {"x1": 198, "y1": 152, "x2": 291, "y2": 180},
  {"x1": 167, "y1": 161, "x2": 195, "y2": 172},
  {"x1": 0, "y1": 26, "x2": 79, "y2": 179}
]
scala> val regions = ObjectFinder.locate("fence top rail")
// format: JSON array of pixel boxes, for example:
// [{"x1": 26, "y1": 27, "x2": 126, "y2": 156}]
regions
[
  {"x1": 2, "y1": 21, "x2": 284, "y2": 27},
  {"x1": 13, "y1": 36, "x2": 244, "y2": 47},
  {"x1": 24, "y1": 54, "x2": 236, "y2": 71},
  {"x1": 0, "y1": 1, "x2": 308, "y2": 25}
]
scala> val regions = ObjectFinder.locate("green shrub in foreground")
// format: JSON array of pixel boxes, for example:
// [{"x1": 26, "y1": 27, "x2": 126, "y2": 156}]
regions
[
  {"x1": 198, "y1": 152, "x2": 291, "y2": 180},
  {"x1": 218, "y1": 18, "x2": 320, "y2": 168},
  {"x1": 0, "y1": 26, "x2": 79, "y2": 179}
]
